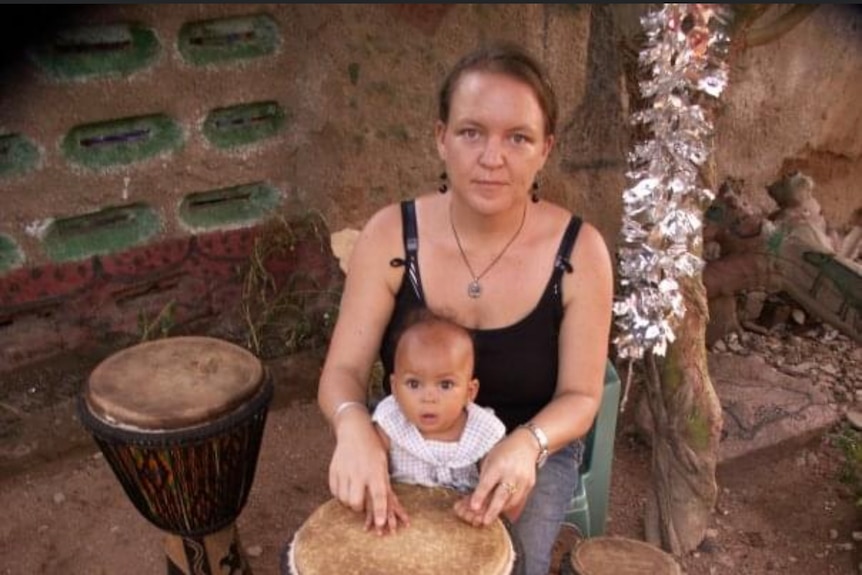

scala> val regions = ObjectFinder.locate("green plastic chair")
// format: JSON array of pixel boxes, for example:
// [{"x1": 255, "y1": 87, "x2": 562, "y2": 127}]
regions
[{"x1": 564, "y1": 360, "x2": 622, "y2": 537}]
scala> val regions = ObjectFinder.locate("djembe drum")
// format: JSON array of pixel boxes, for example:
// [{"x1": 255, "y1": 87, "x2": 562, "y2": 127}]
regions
[
  {"x1": 561, "y1": 536, "x2": 682, "y2": 575},
  {"x1": 282, "y1": 482, "x2": 525, "y2": 575},
  {"x1": 78, "y1": 336, "x2": 273, "y2": 575}
]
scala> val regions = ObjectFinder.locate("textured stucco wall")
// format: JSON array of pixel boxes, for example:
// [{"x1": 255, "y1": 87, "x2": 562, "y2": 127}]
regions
[
  {"x1": 0, "y1": 4, "x2": 619, "y2": 271},
  {"x1": 713, "y1": 4, "x2": 862, "y2": 228},
  {"x1": 0, "y1": 4, "x2": 860, "y2": 291},
  {"x1": 0, "y1": 3, "x2": 859, "y2": 375},
  {"x1": 1, "y1": 5, "x2": 860, "y2": 272}
]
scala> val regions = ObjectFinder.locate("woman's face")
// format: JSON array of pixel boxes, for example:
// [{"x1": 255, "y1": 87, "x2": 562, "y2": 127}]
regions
[{"x1": 436, "y1": 71, "x2": 554, "y2": 213}]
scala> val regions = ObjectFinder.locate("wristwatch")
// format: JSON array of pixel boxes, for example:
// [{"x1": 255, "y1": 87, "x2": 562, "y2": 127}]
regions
[{"x1": 520, "y1": 422, "x2": 549, "y2": 468}]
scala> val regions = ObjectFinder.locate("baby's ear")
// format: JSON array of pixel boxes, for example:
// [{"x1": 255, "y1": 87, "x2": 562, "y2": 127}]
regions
[{"x1": 467, "y1": 378, "x2": 479, "y2": 402}]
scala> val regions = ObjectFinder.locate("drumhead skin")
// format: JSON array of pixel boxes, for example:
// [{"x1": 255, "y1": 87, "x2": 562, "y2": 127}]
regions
[
  {"x1": 566, "y1": 536, "x2": 682, "y2": 575},
  {"x1": 288, "y1": 483, "x2": 515, "y2": 575},
  {"x1": 85, "y1": 336, "x2": 263, "y2": 430}
]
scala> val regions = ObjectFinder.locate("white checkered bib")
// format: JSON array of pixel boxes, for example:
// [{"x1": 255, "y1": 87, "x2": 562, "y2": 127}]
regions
[{"x1": 372, "y1": 395, "x2": 506, "y2": 492}]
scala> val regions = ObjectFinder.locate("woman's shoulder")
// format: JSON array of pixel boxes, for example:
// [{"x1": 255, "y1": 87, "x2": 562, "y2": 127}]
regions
[
  {"x1": 535, "y1": 201, "x2": 604, "y2": 245},
  {"x1": 360, "y1": 193, "x2": 437, "y2": 235},
  {"x1": 527, "y1": 200, "x2": 577, "y2": 246},
  {"x1": 352, "y1": 201, "x2": 407, "y2": 257}
]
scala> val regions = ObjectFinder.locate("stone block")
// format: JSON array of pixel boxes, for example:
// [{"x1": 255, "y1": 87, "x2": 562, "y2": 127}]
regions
[
  {"x1": 62, "y1": 114, "x2": 182, "y2": 170},
  {"x1": 0, "y1": 235, "x2": 24, "y2": 273},
  {"x1": 42, "y1": 203, "x2": 161, "y2": 262},
  {"x1": 27, "y1": 22, "x2": 159, "y2": 81},
  {"x1": 709, "y1": 353, "x2": 841, "y2": 463},
  {"x1": 177, "y1": 14, "x2": 280, "y2": 67},
  {"x1": 203, "y1": 101, "x2": 287, "y2": 149},
  {"x1": 0, "y1": 133, "x2": 40, "y2": 178},
  {"x1": 178, "y1": 182, "x2": 281, "y2": 232}
]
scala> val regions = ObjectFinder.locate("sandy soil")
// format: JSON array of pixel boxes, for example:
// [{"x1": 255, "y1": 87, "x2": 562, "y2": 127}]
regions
[{"x1": 0, "y1": 350, "x2": 859, "y2": 575}]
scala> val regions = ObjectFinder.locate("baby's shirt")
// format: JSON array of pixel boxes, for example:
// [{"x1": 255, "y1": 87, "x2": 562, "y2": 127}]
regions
[{"x1": 372, "y1": 395, "x2": 506, "y2": 492}]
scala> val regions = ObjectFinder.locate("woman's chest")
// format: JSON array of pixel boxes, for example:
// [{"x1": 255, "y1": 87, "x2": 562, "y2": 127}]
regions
[{"x1": 418, "y1": 244, "x2": 555, "y2": 330}]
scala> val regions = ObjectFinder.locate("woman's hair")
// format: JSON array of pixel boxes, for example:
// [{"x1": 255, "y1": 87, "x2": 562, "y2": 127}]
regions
[{"x1": 438, "y1": 41, "x2": 558, "y2": 137}]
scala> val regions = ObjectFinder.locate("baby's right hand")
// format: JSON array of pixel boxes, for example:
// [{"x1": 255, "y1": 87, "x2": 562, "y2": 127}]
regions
[{"x1": 364, "y1": 489, "x2": 410, "y2": 535}]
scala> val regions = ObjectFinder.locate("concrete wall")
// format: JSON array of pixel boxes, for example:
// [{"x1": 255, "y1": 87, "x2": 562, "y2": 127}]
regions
[
  {"x1": 0, "y1": 4, "x2": 859, "y2": 371},
  {"x1": 713, "y1": 4, "x2": 862, "y2": 227}
]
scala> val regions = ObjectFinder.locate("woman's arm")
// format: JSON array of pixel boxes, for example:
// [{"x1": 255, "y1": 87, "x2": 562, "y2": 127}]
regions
[
  {"x1": 526, "y1": 220, "x2": 613, "y2": 448},
  {"x1": 317, "y1": 203, "x2": 407, "y2": 533}
]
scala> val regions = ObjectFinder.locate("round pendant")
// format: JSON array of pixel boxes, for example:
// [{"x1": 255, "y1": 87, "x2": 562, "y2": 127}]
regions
[{"x1": 467, "y1": 280, "x2": 481, "y2": 299}]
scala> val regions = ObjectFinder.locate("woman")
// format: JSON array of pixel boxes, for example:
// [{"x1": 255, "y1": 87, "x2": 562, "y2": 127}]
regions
[{"x1": 318, "y1": 41, "x2": 613, "y2": 575}]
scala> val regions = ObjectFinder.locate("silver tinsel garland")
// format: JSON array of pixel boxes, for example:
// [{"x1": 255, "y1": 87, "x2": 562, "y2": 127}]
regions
[{"x1": 614, "y1": 4, "x2": 732, "y2": 360}]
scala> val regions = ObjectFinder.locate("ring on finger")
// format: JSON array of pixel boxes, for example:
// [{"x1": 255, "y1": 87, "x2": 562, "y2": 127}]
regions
[{"x1": 499, "y1": 481, "x2": 519, "y2": 496}]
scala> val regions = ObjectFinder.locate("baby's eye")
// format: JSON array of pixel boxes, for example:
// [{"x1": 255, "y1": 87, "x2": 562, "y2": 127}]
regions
[
  {"x1": 439, "y1": 379, "x2": 455, "y2": 390},
  {"x1": 406, "y1": 379, "x2": 421, "y2": 390}
]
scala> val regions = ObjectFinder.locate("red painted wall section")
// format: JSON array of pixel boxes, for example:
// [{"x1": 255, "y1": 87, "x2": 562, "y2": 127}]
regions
[{"x1": 0, "y1": 224, "x2": 342, "y2": 372}]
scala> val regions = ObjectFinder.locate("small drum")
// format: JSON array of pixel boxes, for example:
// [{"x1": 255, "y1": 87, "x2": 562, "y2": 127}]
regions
[
  {"x1": 78, "y1": 336, "x2": 273, "y2": 575},
  {"x1": 282, "y1": 482, "x2": 525, "y2": 575},
  {"x1": 562, "y1": 536, "x2": 681, "y2": 575}
]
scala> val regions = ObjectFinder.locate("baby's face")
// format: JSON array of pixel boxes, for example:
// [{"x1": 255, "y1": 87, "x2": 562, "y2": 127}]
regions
[{"x1": 390, "y1": 325, "x2": 477, "y2": 442}]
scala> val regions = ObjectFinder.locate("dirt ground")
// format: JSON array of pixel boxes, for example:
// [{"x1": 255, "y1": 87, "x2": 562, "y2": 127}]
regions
[{"x1": 0, "y1": 346, "x2": 860, "y2": 575}]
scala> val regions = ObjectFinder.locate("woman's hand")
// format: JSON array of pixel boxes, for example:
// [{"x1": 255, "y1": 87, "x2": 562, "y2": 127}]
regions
[
  {"x1": 328, "y1": 409, "x2": 408, "y2": 533},
  {"x1": 364, "y1": 488, "x2": 410, "y2": 535},
  {"x1": 453, "y1": 429, "x2": 538, "y2": 526}
]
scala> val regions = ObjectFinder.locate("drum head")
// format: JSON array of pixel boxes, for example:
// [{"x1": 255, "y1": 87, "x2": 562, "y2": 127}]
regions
[
  {"x1": 289, "y1": 483, "x2": 515, "y2": 575},
  {"x1": 85, "y1": 336, "x2": 263, "y2": 430},
  {"x1": 568, "y1": 536, "x2": 681, "y2": 575}
]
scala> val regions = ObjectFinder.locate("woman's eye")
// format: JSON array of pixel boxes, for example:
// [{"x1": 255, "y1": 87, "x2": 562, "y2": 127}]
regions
[
  {"x1": 460, "y1": 128, "x2": 479, "y2": 139},
  {"x1": 511, "y1": 133, "x2": 530, "y2": 144}
]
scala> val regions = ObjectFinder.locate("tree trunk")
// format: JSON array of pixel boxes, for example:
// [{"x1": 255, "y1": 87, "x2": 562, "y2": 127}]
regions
[{"x1": 642, "y1": 275, "x2": 723, "y2": 554}]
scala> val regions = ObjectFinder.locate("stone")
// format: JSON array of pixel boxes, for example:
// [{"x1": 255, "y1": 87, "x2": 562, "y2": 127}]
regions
[
  {"x1": 709, "y1": 353, "x2": 841, "y2": 463},
  {"x1": 847, "y1": 410, "x2": 862, "y2": 431}
]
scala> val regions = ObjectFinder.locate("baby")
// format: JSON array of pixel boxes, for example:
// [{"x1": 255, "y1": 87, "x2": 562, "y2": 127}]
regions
[{"x1": 369, "y1": 309, "x2": 506, "y2": 531}]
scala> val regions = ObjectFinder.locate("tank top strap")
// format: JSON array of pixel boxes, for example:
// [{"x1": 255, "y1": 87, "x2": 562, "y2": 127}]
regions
[
  {"x1": 388, "y1": 199, "x2": 425, "y2": 302},
  {"x1": 553, "y1": 216, "x2": 582, "y2": 278}
]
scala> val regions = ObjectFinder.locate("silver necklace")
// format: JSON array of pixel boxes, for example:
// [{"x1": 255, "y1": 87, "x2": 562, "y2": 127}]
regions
[{"x1": 449, "y1": 202, "x2": 527, "y2": 299}]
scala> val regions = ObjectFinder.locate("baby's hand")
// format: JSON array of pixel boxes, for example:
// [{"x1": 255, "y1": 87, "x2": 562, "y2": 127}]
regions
[{"x1": 364, "y1": 488, "x2": 410, "y2": 535}]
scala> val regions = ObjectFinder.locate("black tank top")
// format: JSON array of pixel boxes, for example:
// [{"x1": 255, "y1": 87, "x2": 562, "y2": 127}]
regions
[{"x1": 380, "y1": 200, "x2": 582, "y2": 432}]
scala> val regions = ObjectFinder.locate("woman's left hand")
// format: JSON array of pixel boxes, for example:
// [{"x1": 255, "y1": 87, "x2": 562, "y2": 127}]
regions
[{"x1": 453, "y1": 429, "x2": 538, "y2": 526}]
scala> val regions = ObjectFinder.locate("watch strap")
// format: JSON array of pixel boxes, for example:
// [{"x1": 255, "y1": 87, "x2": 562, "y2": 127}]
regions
[{"x1": 519, "y1": 422, "x2": 549, "y2": 467}]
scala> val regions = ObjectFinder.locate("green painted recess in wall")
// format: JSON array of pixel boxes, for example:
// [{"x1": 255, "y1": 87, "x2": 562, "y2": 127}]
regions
[
  {"x1": 178, "y1": 14, "x2": 279, "y2": 66},
  {"x1": 43, "y1": 203, "x2": 161, "y2": 262},
  {"x1": 28, "y1": 22, "x2": 159, "y2": 81},
  {"x1": 0, "y1": 133, "x2": 39, "y2": 177},
  {"x1": 62, "y1": 114, "x2": 182, "y2": 169},
  {"x1": 0, "y1": 234, "x2": 24, "y2": 272},
  {"x1": 179, "y1": 182, "x2": 281, "y2": 231},
  {"x1": 203, "y1": 101, "x2": 286, "y2": 148}
]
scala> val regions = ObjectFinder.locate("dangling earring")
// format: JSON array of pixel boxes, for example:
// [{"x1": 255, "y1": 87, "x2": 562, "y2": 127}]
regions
[
  {"x1": 438, "y1": 171, "x2": 448, "y2": 194},
  {"x1": 531, "y1": 177, "x2": 540, "y2": 203}
]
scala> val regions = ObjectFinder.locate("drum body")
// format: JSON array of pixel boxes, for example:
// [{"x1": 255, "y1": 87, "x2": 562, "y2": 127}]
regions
[
  {"x1": 282, "y1": 482, "x2": 525, "y2": 575},
  {"x1": 78, "y1": 336, "x2": 273, "y2": 575}
]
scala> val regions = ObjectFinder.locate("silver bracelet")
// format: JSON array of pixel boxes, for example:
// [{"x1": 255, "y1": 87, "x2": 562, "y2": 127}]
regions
[{"x1": 332, "y1": 400, "x2": 366, "y2": 421}]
